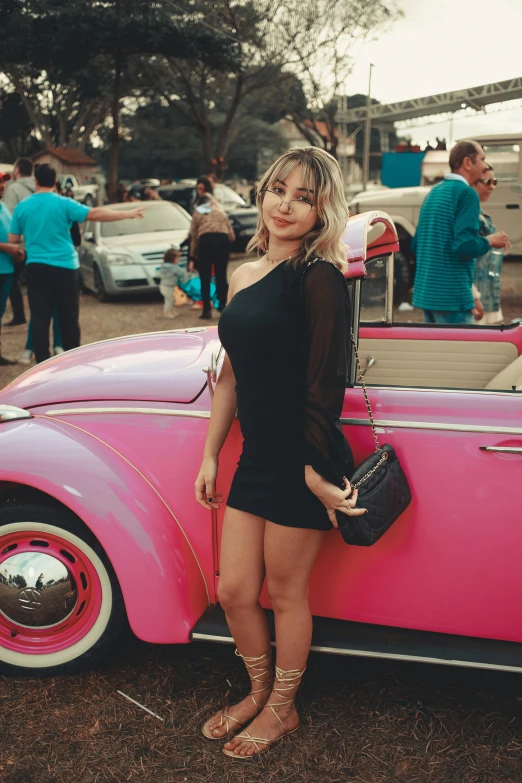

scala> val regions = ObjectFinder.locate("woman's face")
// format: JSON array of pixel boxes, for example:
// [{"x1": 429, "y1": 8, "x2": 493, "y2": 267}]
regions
[
  {"x1": 475, "y1": 170, "x2": 496, "y2": 203},
  {"x1": 262, "y1": 165, "x2": 318, "y2": 244},
  {"x1": 196, "y1": 182, "x2": 207, "y2": 197}
]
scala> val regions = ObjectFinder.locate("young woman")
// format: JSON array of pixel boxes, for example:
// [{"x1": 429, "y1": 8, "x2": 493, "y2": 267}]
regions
[
  {"x1": 188, "y1": 177, "x2": 235, "y2": 319},
  {"x1": 473, "y1": 165, "x2": 510, "y2": 324},
  {"x1": 194, "y1": 147, "x2": 365, "y2": 759}
]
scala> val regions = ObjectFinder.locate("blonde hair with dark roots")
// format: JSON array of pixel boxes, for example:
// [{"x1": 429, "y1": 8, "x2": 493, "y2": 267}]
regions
[{"x1": 247, "y1": 146, "x2": 349, "y2": 272}]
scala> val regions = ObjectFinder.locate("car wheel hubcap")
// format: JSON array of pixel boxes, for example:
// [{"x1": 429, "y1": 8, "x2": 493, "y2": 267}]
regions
[{"x1": 0, "y1": 528, "x2": 103, "y2": 655}]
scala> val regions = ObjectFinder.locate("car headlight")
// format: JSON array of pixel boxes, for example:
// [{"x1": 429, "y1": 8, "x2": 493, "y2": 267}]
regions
[{"x1": 106, "y1": 251, "x2": 136, "y2": 266}]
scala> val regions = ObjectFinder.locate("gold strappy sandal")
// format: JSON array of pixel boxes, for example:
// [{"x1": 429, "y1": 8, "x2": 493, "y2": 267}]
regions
[
  {"x1": 201, "y1": 648, "x2": 273, "y2": 740},
  {"x1": 222, "y1": 664, "x2": 305, "y2": 758}
]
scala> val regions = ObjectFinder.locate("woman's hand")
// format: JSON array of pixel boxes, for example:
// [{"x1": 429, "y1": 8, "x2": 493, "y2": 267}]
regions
[
  {"x1": 305, "y1": 467, "x2": 367, "y2": 528},
  {"x1": 188, "y1": 259, "x2": 196, "y2": 272},
  {"x1": 6, "y1": 243, "x2": 25, "y2": 261},
  {"x1": 195, "y1": 456, "x2": 223, "y2": 511}
]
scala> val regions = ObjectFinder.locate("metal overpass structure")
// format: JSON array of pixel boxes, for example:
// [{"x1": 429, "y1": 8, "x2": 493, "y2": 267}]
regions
[
  {"x1": 336, "y1": 77, "x2": 522, "y2": 127},
  {"x1": 336, "y1": 77, "x2": 522, "y2": 186}
]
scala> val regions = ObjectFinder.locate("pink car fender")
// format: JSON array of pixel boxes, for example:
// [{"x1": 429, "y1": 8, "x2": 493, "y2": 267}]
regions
[{"x1": 0, "y1": 416, "x2": 209, "y2": 644}]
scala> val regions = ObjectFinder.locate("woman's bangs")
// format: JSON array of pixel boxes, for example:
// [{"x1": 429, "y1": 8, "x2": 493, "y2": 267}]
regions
[{"x1": 267, "y1": 156, "x2": 318, "y2": 198}]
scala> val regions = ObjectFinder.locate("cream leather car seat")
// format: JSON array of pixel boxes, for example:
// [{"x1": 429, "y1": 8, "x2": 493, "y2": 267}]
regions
[{"x1": 486, "y1": 353, "x2": 522, "y2": 390}]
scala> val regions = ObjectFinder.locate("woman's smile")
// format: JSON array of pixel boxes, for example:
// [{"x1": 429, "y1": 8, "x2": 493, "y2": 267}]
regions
[{"x1": 272, "y1": 215, "x2": 293, "y2": 227}]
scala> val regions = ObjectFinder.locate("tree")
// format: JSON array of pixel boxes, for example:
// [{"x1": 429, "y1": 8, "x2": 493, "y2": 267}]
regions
[
  {"x1": 0, "y1": 86, "x2": 40, "y2": 161},
  {"x1": 156, "y1": 0, "x2": 401, "y2": 176},
  {"x1": 1, "y1": 0, "x2": 237, "y2": 196}
]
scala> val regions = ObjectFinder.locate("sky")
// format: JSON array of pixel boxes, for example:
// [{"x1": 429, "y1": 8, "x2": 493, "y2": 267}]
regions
[{"x1": 346, "y1": 0, "x2": 522, "y2": 145}]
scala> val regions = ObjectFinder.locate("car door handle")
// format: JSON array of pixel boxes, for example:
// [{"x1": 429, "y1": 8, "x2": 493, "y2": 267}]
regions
[
  {"x1": 479, "y1": 446, "x2": 522, "y2": 454},
  {"x1": 506, "y1": 204, "x2": 520, "y2": 209},
  {"x1": 202, "y1": 352, "x2": 218, "y2": 398},
  {"x1": 361, "y1": 356, "x2": 376, "y2": 376}
]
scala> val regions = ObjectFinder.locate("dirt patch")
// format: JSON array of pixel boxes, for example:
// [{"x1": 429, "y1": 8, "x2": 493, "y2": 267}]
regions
[
  {"x1": 1, "y1": 259, "x2": 522, "y2": 782},
  {"x1": 1, "y1": 638, "x2": 522, "y2": 783}
]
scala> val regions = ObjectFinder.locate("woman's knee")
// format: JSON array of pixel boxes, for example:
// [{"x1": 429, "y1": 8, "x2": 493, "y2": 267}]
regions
[
  {"x1": 218, "y1": 580, "x2": 260, "y2": 613},
  {"x1": 266, "y1": 579, "x2": 307, "y2": 613}
]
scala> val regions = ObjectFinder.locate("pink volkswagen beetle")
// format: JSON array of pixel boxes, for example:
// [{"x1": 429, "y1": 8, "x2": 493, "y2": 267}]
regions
[{"x1": 1, "y1": 211, "x2": 522, "y2": 677}]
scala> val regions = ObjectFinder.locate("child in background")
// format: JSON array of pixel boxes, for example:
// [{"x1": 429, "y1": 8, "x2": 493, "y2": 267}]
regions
[{"x1": 159, "y1": 246, "x2": 186, "y2": 318}]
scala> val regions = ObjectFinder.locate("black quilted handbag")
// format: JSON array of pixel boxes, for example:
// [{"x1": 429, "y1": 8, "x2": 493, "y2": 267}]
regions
[{"x1": 338, "y1": 331, "x2": 412, "y2": 546}]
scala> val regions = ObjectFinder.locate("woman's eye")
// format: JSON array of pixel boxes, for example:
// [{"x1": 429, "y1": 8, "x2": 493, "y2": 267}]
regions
[{"x1": 298, "y1": 197, "x2": 313, "y2": 205}]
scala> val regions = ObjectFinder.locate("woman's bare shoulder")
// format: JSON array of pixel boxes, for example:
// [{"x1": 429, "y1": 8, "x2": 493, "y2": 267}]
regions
[{"x1": 228, "y1": 258, "x2": 264, "y2": 295}]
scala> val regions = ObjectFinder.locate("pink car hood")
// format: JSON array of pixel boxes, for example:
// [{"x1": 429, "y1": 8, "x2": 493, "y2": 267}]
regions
[{"x1": 0, "y1": 328, "x2": 220, "y2": 409}]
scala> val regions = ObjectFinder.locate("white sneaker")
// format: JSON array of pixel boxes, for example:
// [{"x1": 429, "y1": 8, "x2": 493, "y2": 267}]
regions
[
  {"x1": 398, "y1": 302, "x2": 415, "y2": 312},
  {"x1": 18, "y1": 349, "x2": 33, "y2": 365},
  {"x1": 54, "y1": 346, "x2": 65, "y2": 355}
]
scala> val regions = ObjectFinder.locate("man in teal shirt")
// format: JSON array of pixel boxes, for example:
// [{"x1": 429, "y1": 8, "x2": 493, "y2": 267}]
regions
[
  {"x1": 9, "y1": 163, "x2": 144, "y2": 363},
  {"x1": 0, "y1": 171, "x2": 26, "y2": 365},
  {"x1": 412, "y1": 140, "x2": 509, "y2": 324}
]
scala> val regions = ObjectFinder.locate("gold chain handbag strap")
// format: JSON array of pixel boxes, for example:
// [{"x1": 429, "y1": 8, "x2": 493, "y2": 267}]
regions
[
  {"x1": 350, "y1": 329, "x2": 381, "y2": 453},
  {"x1": 349, "y1": 329, "x2": 389, "y2": 489}
]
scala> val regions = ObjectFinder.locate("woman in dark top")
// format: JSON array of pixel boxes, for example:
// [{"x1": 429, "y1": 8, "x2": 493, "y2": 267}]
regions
[
  {"x1": 195, "y1": 147, "x2": 365, "y2": 759},
  {"x1": 189, "y1": 176, "x2": 235, "y2": 318}
]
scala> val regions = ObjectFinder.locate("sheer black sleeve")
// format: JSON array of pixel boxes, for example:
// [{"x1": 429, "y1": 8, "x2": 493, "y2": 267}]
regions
[{"x1": 303, "y1": 260, "x2": 354, "y2": 486}]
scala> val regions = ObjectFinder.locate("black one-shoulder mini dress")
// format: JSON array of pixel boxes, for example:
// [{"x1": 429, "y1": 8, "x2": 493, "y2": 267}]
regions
[{"x1": 218, "y1": 258, "x2": 354, "y2": 531}]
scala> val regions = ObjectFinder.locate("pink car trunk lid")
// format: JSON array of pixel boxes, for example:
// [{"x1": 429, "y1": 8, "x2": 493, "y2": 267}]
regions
[{"x1": 0, "y1": 330, "x2": 219, "y2": 409}]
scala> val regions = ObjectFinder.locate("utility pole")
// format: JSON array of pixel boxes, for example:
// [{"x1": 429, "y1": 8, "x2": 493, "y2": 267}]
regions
[{"x1": 362, "y1": 63, "x2": 374, "y2": 191}]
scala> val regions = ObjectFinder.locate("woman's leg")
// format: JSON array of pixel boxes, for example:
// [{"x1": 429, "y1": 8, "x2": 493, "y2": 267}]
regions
[
  {"x1": 197, "y1": 236, "x2": 213, "y2": 314},
  {"x1": 224, "y1": 522, "x2": 324, "y2": 757},
  {"x1": 214, "y1": 236, "x2": 229, "y2": 312},
  {"x1": 205, "y1": 506, "x2": 271, "y2": 738}
]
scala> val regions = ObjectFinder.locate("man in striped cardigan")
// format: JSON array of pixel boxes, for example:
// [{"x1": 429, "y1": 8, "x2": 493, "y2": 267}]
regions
[{"x1": 412, "y1": 140, "x2": 509, "y2": 324}]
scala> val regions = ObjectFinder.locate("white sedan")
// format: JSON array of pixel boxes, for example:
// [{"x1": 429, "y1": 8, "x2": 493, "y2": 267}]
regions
[{"x1": 79, "y1": 201, "x2": 191, "y2": 301}]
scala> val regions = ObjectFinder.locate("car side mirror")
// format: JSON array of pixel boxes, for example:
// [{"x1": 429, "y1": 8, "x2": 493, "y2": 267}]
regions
[{"x1": 84, "y1": 232, "x2": 95, "y2": 243}]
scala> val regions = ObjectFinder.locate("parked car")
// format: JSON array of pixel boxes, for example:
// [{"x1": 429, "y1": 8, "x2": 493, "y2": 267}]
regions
[
  {"x1": 158, "y1": 180, "x2": 258, "y2": 250},
  {"x1": 78, "y1": 201, "x2": 191, "y2": 301},
  {"x1": 349, "y1": 134, "x2": 522, "y2": 298},
  {"x1": 1, "y1": 210, "x2": 522, "y2": 677},
  {"x1": 57, "y1": 174, "x2": 99, "y2": 206}
]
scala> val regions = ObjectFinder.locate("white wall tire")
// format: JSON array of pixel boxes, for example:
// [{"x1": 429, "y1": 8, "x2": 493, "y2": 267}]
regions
[{"x1": 0, "y1": 504, "x2": 126, "y2": 676}]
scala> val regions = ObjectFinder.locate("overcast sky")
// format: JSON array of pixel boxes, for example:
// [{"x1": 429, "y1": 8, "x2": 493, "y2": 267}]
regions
[{"x1": 347, "y1": 0, "x2": 522, "y2": 144}]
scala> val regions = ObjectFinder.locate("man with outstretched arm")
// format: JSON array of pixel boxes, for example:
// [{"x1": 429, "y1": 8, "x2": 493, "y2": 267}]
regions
[{"x1": 9, "y1": 163, "x2": 144, "y2": 363}]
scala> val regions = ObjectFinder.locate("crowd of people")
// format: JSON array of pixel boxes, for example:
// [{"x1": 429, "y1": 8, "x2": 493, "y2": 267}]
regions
[
  {"x1": 0, "y1": 161, "x2": 237, "y2": 362},
  {"x1": 0, "y1": 141, "x2": 512, "y2": 366},
  {"x1": 0, "y1": 158, "x2": 143, "y2": 365}
]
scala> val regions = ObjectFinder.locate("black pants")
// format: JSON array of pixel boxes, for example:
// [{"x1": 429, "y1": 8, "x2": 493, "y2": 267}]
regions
[
  {"x1": 26, "y1": 264, "x2": 80, "y2": 363},
  {"x1": 197, "y1": 233, "x2": 230, "y2": 313},
  {"x1": 8, "y1": 262, "x2": 26, "y2": 322}
]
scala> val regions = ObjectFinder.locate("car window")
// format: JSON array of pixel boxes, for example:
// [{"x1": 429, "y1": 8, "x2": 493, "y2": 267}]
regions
[
  {"x1": 482, "y1": 143, "x2": 520, "y2": 182},
  {"x1": 359, "y1": 256, "x2": 392, "y2": 324},
  {"x1": 100, "y1": 203, "x2": 191, "y2": 237},
  {"x1": 214, "y1": 184, "x2": 246, "y2": 208}
]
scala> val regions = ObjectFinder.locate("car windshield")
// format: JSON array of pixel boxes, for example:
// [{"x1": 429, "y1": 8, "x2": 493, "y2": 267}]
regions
[
  {"x1": 214, "y1": 184, "x2": 246, "y2": 208},
  {"x1": 101, "y1": 203, "x2": 191, "y2": 237}
]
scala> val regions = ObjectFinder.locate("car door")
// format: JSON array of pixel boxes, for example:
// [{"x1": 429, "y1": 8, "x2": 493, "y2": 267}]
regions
[{"x1": 308, "y1": 213, "x2": 522, "y2": 646}]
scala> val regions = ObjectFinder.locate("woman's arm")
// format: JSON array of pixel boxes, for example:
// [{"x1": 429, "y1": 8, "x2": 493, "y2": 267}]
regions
[
  {"x1": 227, "y1": 216, "x2": 236, "y2": 244},
  {"x1": 195, "y1": 354, "x2": 237, "y2": 510},
  {"x1": 195, "y1": 266, "x2": 243, "y2": 510},
  {"x1": 301, "y1": 261, "x2": 366, "y2": 522}
]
